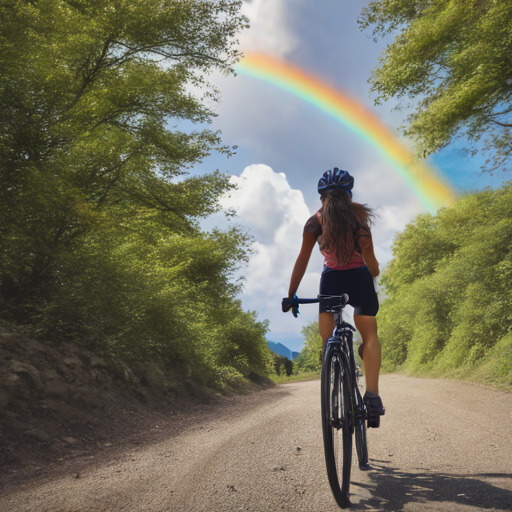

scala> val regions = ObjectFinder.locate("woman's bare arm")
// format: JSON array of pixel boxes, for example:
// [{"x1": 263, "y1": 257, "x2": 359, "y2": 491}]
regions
[
  {"x1": 358, "y1": 230, "x2": 380, "y2": 278},
  {"x1": 288, "y1": 230, "x2": 317, "y2": 297}
]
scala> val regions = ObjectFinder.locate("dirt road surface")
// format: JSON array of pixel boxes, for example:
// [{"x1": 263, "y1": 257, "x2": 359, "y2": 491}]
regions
[{"x1": 1, "y1": 375, "x2": 511, "y2": 511}]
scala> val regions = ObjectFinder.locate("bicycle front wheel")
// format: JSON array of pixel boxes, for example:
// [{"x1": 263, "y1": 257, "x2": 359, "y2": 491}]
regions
[
  {"x1": 321, "y1": 344, "x2": 352, "y2": 508},
  {"x1": 354, "y1": 378, "x2": 369, "y2": 469},
  {"x1": 355, "y1": 413, "x2": 368, "y2": 468}
]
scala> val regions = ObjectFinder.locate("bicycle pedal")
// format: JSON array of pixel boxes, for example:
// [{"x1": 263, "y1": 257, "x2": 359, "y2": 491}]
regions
[{"x1": 367, "y1": 413, "x2": 380, "y2": 429}]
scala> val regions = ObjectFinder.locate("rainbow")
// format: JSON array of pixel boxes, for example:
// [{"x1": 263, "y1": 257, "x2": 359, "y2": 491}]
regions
[{"x1": 237, "y1": 53, "x2": 457, "y2": 212}]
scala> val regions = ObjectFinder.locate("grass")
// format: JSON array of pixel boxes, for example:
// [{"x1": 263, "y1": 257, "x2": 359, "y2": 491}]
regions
[
  {"x1": 382, "y1": 336, "x2": 512, "y2": 393},
  {"x1": 270, "y1": 371, "x2": 321, "y2": 384}
]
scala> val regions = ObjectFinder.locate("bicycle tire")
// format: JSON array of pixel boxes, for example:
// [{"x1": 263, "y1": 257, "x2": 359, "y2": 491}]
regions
[
  {"x1": 354, "y1": 413, "x2": 368, "y2": 468},
  {"x1": 353, "y1": 378, "x2": 369, "y2": 468},
  {"x1": 321, "y1": 343, "x2": 352, "y2": 508}
]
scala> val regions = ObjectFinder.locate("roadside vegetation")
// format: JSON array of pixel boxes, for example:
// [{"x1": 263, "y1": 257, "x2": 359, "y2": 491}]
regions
[
  {"x1": 270, "y1": 370, "x2": 321, "y2": 385},
  {"x1": 294, "y1": 185, "x2": 512, "y2": 389},
  {"x1": 0, "y1": 0, "x2": 276, "y2": 392},
  {"x1": 378, "y1": 184, "x2": 512, "y2": 388},
  {"x1": 269, "y1": 343, "x2": 322, "y2": 384},
  {"x1": 294, "y1": 322, "x2": 323, "y2": 374}
]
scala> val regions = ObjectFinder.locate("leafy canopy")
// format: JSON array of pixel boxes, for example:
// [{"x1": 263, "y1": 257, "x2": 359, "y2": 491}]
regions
[
  {"x1": 359, "y1": 0, "x2": 512, "y2": 173},
  {"x1": 0, "y1": 0, "x2": 247, "y2": 302}
]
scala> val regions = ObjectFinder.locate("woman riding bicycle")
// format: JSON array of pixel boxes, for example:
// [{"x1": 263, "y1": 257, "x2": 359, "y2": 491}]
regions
[{"x1": 285, "y1": 168, "x2": 385, "y2": 418}]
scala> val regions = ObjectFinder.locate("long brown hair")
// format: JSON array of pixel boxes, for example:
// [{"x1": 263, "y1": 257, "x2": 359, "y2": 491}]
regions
[{"x1": 319, "y1": 189, "x2": 375, "y2": 266}]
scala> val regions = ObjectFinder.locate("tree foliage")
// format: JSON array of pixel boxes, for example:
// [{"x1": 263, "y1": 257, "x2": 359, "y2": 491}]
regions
[
  {"x1": 0, "y1": 0, "x2": 274, "y2": 389},
  {"x1": 359, "y1": 0, "x2": 512, "y2": 173},
  {"x1": 1, "y1": 0, "x2": 247, "y2": 302},
  {"x1": 294, "y1": 321, "x2": 323, "y2": 373},
  {"x1": 272, "y1": 354, "x2": 294, "y2": 376},
  {"x1": 378, "y1": 183, "x2": 512, "y2": 387}
]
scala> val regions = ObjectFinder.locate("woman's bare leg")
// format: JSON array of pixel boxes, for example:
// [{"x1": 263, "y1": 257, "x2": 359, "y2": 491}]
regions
[
  {"x1": 354, "y1": 315, "x2": 381, "y2": 395},
  {"x1": 319, "y1": 312, "x2": 334, "y2": 345}
]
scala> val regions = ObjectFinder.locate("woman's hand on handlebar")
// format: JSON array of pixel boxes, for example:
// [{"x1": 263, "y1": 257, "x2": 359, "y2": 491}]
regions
[{"x1": 282, "y1": 295, "x2": 300, "y2": 317}]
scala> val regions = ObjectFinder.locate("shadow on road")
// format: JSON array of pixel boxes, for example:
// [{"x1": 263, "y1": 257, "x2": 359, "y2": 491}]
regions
[{"x1": 351, "y1": 461, "x2": 512, "y2": 511}]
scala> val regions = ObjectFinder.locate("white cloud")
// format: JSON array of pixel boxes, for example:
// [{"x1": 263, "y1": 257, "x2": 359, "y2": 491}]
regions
[
  {"x1": 220, "y1": 165, "x2": 322, "y2": 346},
  {"x1": 240, "y1": 0, "x2": 298, "y2": 57},
  {"x1": 221, "y1": 164, "x2": 313, "y2": 294},
  {"x1": 372, "y1": 203, "x2": 418, "y2": 263}
]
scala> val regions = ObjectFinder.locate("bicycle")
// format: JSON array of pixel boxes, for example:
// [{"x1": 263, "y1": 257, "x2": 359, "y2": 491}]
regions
[{"x1": 283, "y1": 293, "x2": 378, "y2": 509}]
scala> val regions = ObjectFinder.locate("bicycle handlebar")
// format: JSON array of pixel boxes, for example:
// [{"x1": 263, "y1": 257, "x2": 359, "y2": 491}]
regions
[{"x1": 282, "y1": 294, "x2": 349, "y2": 314}]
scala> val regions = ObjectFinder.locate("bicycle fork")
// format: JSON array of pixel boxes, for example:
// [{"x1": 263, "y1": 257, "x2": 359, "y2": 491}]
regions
[{"x1": 331, "y1": 357, "x2": 343, "y2": 429}]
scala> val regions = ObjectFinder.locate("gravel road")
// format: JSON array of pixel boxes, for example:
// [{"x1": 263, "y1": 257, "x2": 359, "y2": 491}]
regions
[{"x1": 1, "y1": 375, "x2": 511, "y2": 512}]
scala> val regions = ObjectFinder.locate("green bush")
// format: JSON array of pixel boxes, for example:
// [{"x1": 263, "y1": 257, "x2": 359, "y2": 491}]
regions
[
  {"x1": 272, "y1": 354, "x2": 294, "y2": 376},
  {"x1": 378, "y1": 183, "x2": 512, "y2": 388}
]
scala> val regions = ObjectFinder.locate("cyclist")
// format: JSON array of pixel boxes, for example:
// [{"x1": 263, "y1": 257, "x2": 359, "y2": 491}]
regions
[{"x1": 284, "y1": 168, "x2": 385, "y2": 419}]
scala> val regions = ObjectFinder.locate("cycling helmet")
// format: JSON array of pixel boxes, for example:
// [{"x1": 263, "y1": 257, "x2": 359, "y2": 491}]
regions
[{"x1": 317, "y1": 167, "x2": 354, "y2": 197}]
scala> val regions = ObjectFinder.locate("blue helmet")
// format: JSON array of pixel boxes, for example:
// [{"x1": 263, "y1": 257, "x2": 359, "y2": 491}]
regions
[{"x1": 317, "y1": 167, "x2": 354, "y2": 197}]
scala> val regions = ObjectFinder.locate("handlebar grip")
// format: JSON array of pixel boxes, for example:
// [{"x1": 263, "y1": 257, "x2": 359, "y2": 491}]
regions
[
  {"x1": 282, "y1": 298, "x2": 295, "y2": 312},
  {"x1": 282, "y1": 296, "x2": 301, "y2": 317}
]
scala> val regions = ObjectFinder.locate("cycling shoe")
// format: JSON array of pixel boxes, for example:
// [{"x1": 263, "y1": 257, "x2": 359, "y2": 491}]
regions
[{"x1": 363, "y1": 392, "x2": 385, "y2": 416}]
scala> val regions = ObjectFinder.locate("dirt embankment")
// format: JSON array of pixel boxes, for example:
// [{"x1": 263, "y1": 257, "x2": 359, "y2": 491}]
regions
[{"x1": 0, "y1": 327, "x2": 272, "y2": 484}]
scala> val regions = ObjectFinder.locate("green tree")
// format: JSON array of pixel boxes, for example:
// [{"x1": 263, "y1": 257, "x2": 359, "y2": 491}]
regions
[
  {"x1": 295, "y1": 321, "x2": 323, "y2": 373},
  {"x1": 0, "y1": 0, "x2": 247, "y2": 313},
  {"x1": 359, "y1": 0, "x2": 512, "y2": 173},
  {"x1": 0, "y1": 0, "x2": 277, "y2": 390},
  {"x1": 271, "y1": 354, "x2": 293, "y2": 376}
]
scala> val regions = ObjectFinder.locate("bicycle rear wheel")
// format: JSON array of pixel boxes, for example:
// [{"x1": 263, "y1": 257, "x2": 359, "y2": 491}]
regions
[{"x1": 321, "y1": 344, "x2": 352, "y2": 508}]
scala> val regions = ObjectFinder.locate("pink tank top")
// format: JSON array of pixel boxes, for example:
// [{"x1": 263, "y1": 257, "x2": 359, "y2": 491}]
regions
[{"x1": 304, "y1": 210, "x2": 367, "y2": 271}]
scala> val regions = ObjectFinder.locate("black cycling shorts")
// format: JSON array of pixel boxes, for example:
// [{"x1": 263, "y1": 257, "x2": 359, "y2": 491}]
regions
[{"x1": 319, "y1": 265, "x2": 379, "y2": 316}]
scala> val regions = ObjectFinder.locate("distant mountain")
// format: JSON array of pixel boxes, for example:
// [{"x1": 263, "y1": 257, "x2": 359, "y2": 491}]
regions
[{"x1": 267, "y1": 340, "x2": 299, "y2": 360}]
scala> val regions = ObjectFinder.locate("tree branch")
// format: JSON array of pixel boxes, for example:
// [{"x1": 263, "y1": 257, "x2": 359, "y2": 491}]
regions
[{"x1": 486, "y1": 118, "x2": 512, "y2": 128}]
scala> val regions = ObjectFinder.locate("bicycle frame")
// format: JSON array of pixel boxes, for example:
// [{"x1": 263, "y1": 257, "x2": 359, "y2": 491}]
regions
[
  {"x1": 282, "y1": 293, "x2": 366, "y2": 424},
  {"x1": 325, "y1": 306, "x2": 366, "y2": 433}
]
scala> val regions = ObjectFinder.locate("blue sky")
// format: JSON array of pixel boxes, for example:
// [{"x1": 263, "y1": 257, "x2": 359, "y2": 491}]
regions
[{"x1": 186, "y1": 0, "x2": 510, "y2": 352}]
